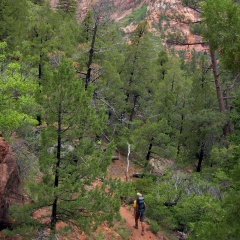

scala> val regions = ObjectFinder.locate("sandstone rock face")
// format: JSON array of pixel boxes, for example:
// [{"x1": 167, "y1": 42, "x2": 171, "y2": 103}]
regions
[
  {"x1": 50, "y1": 0, "x2": 208, "y2": 54},
  {"x1": 147, "y1": 0, "x2": 208, "y2": 53},
  {"x1": 0, "y1": 136, "x2": 24, "y2": 229},
  {"x1": 51, "y1": 0, "x2": 150, "y2": 21}
]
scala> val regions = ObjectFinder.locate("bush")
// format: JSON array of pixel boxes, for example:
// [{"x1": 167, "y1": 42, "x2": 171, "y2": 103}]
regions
[
  {"x1": 115, "y1": 225, "x2": 131, "y2": 240},
  {"x1": 132, "y1": 177, "x2": 154, "y2": 195},
  {"x1": 149, "y1": 220, "x2": 160, "y2": 234},
  {"x1": 121, "y1": 4, "x2": 148, "y2": 27}
]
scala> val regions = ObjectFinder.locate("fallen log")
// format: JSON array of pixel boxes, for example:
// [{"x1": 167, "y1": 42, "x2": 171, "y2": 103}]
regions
[
  {"x1": 164, "y1": 202, "x2": 177, "y2": 207},
  {"x1": 132, "y1": 173, "x2": 145, "y2": 178}
]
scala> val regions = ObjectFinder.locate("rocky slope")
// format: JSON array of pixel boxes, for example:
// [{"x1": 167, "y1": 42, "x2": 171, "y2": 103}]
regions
[
  {"x1": 51, "y1": 0, "x2": 207, "y2": 54},
  {"x1": 146, "y1": 0, "x2": 207, "y2": 53}
]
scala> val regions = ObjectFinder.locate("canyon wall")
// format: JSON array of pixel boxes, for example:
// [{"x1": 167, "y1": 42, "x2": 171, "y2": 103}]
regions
[{"x1": 50, "y1": 0, "x2": 208, "y2": 53}]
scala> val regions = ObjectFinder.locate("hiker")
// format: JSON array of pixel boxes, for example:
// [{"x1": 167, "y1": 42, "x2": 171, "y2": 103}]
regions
[{"x1": 133, "y1": 192, "x2": 146, "y2": 236}]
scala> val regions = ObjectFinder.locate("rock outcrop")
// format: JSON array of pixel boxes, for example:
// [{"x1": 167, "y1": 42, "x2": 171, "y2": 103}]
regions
[
  {"x1": 0, "y1": 136, "x2": 24, "y2": 229},
  {"x1": 147, "y1": 0, "x2": 208, "y2": 53},
  {"x1": 51, "y1": 0, "x2": 207, "y2": 55}
]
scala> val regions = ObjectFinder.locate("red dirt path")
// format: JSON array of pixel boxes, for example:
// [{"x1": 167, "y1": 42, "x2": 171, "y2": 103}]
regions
[
  {"x1": 107, "y1": 154, "x2": 166, "y2": 239},
  {"x1": 0, "y1": 154, "x2": 167, "y2": 240},
  {"x1": 120, "y1": 205, "x2": 160, "y2": 240}
]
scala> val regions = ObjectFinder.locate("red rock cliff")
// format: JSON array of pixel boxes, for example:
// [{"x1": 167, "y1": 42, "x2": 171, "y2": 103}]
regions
[
  {"x1": 50, "y1": 0, "x2": 207, "y2": 53},
  {"x1": 0, "y1": 136, "x2": 24, "y2": 229}
]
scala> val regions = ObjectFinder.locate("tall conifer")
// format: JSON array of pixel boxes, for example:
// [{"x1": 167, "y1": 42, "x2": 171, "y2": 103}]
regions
[{"x1": 8, "y1": 57, "x2": 118, "y2": 238}]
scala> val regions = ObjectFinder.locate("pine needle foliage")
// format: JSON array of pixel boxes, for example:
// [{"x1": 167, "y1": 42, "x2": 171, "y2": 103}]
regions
[{"x1": 6, "y1": 57, "x2": 119, "y2": 239}]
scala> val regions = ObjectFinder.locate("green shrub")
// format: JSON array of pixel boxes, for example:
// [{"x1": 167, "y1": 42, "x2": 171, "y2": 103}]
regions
[
  {"x1": 95, "y1": 230, "x2": 106, "y2": 240},
  {"x1": 115, "y1": 225, "x2": 131, "y2": 240},
  {"x1": 121, "y1": 4, "x2": 148, "y2": 27},
  {"x1": 132, "y1": 177, "x2": 154, "y2": 195},
  {"x1": 149, "y1": 220, "x2": 160, "y2": 234}
]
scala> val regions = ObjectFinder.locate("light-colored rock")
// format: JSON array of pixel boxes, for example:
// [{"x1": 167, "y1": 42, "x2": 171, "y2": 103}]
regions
[{"x1": 149, "y1": 158, "x2": 175, "y2": 175}]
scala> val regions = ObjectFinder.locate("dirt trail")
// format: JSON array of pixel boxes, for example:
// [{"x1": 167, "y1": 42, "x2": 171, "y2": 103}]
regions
[
  {"x1": 108, "y1": 155, "x2": 164, "y2": 239},
  {"x1": 0, "y1": 154, "x2": 164, "y2": 240},
  {"x1": 120, "y1": 205, "x2": 160, "y2": 240}
]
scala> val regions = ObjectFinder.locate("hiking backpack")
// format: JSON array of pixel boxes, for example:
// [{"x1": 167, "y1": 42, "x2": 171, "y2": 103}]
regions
[{"x1": 137, "y1": 197, "x2": 145, "y2": 213}]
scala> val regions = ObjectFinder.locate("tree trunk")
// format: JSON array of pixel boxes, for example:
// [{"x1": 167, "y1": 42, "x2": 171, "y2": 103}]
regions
[
  {"x1": 129, "y1": 95, "x2": 139, "y2": 125},
  {"x1": 107, "y1": 105, "x2": 113, "y2": 125},
  {"x1": 196, "y1": 142, "x2": 204, "y2": 172},
  {"x1": 50, "y1": 103, "x2": 62, "y2": 231},
  {"x1": 38, "y1": 62, "x2": 42, "y2": 80},
  {"x1": 177, "y1": 114, "x2": 184, "y2": 156},
  {"x1": 177, "y1": 101, "x2": 185, "y2": 156},
  {"x1": 51, "y1": 197, "x2": 58, "y2": 232},
  {"x1": 223, "y1": 73, "x2": 240, "y2": 135},
  {"x1": 210, "y1": 50, "x2": 225, "y2": 113},
  {"x1": 85, "y1": 18, "x2": 99, "y2": 90},
  {"x1": 210, "y1": 50, "x2": 232, "y2": 137},
  {"x1": 38, "y1": 37, "x2": 43, "y2": 81},
  {"x1": 145, "y1": 138, "x2": 153, "y2": 167},
  {"x1": 125, "y1": 143, "x2": 130, "y2": 181}
]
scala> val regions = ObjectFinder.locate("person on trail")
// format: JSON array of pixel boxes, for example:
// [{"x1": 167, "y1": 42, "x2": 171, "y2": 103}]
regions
[{"x1": 133, "y1": 192, "x2": 146, "y2": 236}]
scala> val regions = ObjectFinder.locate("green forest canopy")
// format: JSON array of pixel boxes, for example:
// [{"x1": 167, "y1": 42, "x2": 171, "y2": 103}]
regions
[{"x1": 1, "y1": 0, "x2": 240, "y2": 239}]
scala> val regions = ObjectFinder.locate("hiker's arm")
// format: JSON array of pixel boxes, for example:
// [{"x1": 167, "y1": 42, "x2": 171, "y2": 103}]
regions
[{"x1": 133, "y1": 200, "x2": 137, "y2": 216}]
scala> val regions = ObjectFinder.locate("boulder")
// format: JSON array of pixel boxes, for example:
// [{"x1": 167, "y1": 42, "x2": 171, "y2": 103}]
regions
[
  {"x1": 149, "y1": 158, "x2": 175, "y2": 175},
  {"x1": 0, "y1": 136, "x2": 24, "y2": 229}
]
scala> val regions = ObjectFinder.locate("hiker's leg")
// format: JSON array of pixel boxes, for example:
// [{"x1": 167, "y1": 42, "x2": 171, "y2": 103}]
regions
[
  {"x1": 141, "y1": 221, "x2": 145, "y2": 231},
  {"x1": 135, "y1": 219, "x2": 138, "y2": 227},
  {"x1": 134, "y1": 213, "x2": 139, "y2": 228},
  {"x1": 140, "y1": 213, "x2": 145, "y2": 235}
]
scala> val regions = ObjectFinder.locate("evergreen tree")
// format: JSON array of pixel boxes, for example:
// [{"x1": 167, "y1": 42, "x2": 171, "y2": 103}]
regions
[
  {"x1": 145, "y1": 54, "x2": 191, "y2": 162},
  {"x1": 21, "y1": 2, "x2": 61, "y2": 80},
  {"x1": 165, "y1": 0, "x2": 238, "y2": 137},
  {"x1": 201, "y1": 0, "x2": 240, "y2": 73},
  {"x1": 22, "y1": 2, "x2": 80, "y2": 81},
  {"x1": 190, "y1": 141, "x2": 240, "y2": 239},
  {"x1": 80, "y1": 10, "x2": 94, "y2": 42},
  {"x1": 76, "y1": 0, "x2": 117, "y2": 90},
  {"x1": 7, "y1": 57, "x2": 118, "y2": 238},
  {"x1": 120, "y1": 20, "x2": 158, "y2": 128},
  {"x1": 132, "y1": 118, "x2": 173, "y2": 166},
  {"x1": 156, "y1": 50, "x2": 169, "y2": 81},
  {"x1": 0, "y1": 42, "x2": 38, "y2": 136},
  {"x1": 76, "y1": 6, "x2": 128, "y2": 146},
  {"x1": 0, "y1": 0, "x2": 29, "y2": 52}
]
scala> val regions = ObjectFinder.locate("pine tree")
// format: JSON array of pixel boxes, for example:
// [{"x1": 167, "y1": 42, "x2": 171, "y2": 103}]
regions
[
  {"x1": 76, "y1": 0, "x2": 116, "y2": 90},
  {"x1": 22, "y1": 2, "x2": 80, "y2": 81},
  {"x1": 156, "y1": 50, "x2": 169, "y2": 81},
  {"x1": 0, "y1": 42, "x2": 38, "y2": 136},
  {"x1": 81, "y1": 10, "x2": 94, "y2": 42},
  {"x1": 21, "y1": 3, "x2": 61, "y2": 80},
  {"x1": 120, "y1": 20, "x2": 157, "y2": 127},
  {"x1": 7, "y1": 57, "x2": 118, "y2": 238},
  {"x1": 76, "y1": 5, "x2": 127, "y2": 143},
  {"x1": 0, "y1": 0, "x2": 29, "y2": 51}
]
